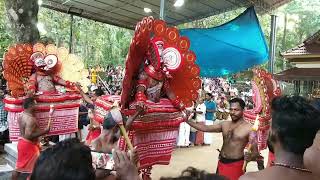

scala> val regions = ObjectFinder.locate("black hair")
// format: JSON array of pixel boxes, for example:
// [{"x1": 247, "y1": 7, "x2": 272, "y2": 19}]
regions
[
  {"x1": 23, "y1": 97, "x2": 35, "y2": 109},
  {"x1": 102, "y1": 112, "x2": 121, "y2": 143},
  {"x1": 94, "y1": 88, "x2": 104, "y2": 96},
  {"x1": 310, "y1": 99, "x2": 320, "y2": 111},
  {"x1": 30, "y1": 138, "x2": 95, "y2": 180},
  {"x1": 160, "y1": 167, "x2": 227, "y2": 180},
  {"x1": 267, "y1": 136, "x2": 274, "y2": 153},
  {"x1": 271, "y1": 96, "x2": 320, "y2": 155},
  {"x1": 102, "y1": 112, "x2": 117, "y2": 130},
  {"x1": 229, "y1": 98, "x2": 245, "y2": 109},
  {"x1": 206, "y1": 92, "x2": 213, "y2": 98}
]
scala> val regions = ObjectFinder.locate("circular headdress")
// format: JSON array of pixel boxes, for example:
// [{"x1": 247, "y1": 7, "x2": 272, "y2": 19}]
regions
[
  {"x1": 44, "y1": 55, "x2": 58, "y2": 69},
  {"x1": 162, "y1": 47, "x2": 182, "y2": 71},
  {"x1": 121, "y1": 17, "x2": 201, "y2": 108}
]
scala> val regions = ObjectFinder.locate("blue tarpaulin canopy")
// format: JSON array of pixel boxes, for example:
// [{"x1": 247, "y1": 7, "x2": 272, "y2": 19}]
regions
[{"x1": 180, "y1": 7, "x2": 269, "y2": 77}]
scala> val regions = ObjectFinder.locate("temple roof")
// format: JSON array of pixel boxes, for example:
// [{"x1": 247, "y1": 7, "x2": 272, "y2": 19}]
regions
[
  {"x1": 281, "y1": 30, "x2": 320, "y2": 60},
  {"x1": 42, "y1": 0, "x2": 291, "y2": 29},
  {"x1": 274, "y1": 67, "x2": 320, "y2": 81}
]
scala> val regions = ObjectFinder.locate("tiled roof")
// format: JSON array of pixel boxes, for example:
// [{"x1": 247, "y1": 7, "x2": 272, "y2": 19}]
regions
[
  {"x1": 274, "y1": 67, "x2": 320, "y2": 81},
  {"x1": 281, "y1": 30, "x2": 320, "y2": 58}
]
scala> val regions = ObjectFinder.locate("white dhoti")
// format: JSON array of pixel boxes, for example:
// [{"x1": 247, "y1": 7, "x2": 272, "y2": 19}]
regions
[
  {"x1": 204, "y1": 120, "x2": 214, "y2": 145},
  {"x1": 177, "y1": 122, "x2": 191, "y2": 147}
]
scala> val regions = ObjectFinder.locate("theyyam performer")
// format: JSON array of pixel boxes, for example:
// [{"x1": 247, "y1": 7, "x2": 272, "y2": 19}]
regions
[
  {"x1": 2, "y1": 42, "x2": 91, "y2": 141},
  {"x1": 114, "y1": 16, "x2": 201, "y2": 179}
]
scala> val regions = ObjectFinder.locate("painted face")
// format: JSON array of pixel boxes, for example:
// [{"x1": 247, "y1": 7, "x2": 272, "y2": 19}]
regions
[
  {"x1": 31, "y1": 52, "x2": 58, "y2": 71},
  {"x1": 229, "y1": 102, "x2": 243, "y2": 122},
  {"x1": 43, "y1": 55, "x2": 58, "y2": 71},
  {"x1": 34, "y1": 58, "x2": 46, "y2": 69}
]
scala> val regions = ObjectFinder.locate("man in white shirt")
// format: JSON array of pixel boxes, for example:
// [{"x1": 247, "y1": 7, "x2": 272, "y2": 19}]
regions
[{"x1": 195, "y1": 99, "x2": 206, "y2": 123}]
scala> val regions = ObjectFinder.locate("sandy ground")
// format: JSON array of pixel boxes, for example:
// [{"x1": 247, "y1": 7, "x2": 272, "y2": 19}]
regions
[
  {"x1": 0, "y1": 133, "x2": 269, "y2": 180},
  {"x1": 151, "y1": 133, "x2": 269, "y2": 179}
]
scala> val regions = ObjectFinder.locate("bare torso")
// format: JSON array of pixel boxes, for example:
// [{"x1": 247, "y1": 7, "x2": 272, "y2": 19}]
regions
[
  {"x1": 220, "y1": 120, "x2": 252, "y2": 159},
  {"x1": 91, "y1": 137, "x2": 117, "y2": 180},
  {"x1": 304, "y1": 132, "x2": 320, "y2": 177},
  {"x1": 18, "y1": 113, "x2": 40, "y2": 142},
  {"x1": 240, "y1": 166, "x2": 318, "y2": 180},
  {"x1": 36, "y1": 74, "x2": 56, "y2": 92},
  {"x1": 92, "y1": 136, "x2": 117, "y2": 154}
]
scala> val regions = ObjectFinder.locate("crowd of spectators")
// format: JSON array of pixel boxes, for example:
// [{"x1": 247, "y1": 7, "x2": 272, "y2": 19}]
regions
[{"x1": 90, "y1": 65, "x2": 124, "y2": 95}]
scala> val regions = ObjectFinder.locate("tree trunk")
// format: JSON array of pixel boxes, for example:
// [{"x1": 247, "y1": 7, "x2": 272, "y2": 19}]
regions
[
  {"x1": 4, "y1": 0, "x2": 39, "y2": 44},
  {"x1": 69, "y1": 14, "x2": 74, "y2": 53}
]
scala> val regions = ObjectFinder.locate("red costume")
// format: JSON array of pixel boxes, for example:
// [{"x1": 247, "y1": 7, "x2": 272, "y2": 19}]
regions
[
  {"x1": 16, "y1": 137, "x2": 40, "y2": 173},
  {"x1": 217, "y1": 157, "x2": 244, "y2": 180},
  {"x1": 267, "y1": 151, "x2": 275, "y2": 167},
  {"x1": 87, "y1": 95, "x2": 121, "y2": 144},
  {"x1": 86, "y1": 128, "x2": 101, "y2": 145},
  {"x1": 195, "y1": 122, "x2": 204, "y2": 145},
  {"x1": 243, "y1": 68, "x2": 281, "y2": 151},
  {"x1": 114, "y1": 17, "x2": 201, "y2": 179},
  {"x1": 2, "y1": 43, "x2": 82, "y2": 141}
]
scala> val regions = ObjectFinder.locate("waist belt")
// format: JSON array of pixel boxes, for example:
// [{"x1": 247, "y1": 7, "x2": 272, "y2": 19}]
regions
[{"x1": 219, "y1": 155, "x2": 244, "y2": 164}]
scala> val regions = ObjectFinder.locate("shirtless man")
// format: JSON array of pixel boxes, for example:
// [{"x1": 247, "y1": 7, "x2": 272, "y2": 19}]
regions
[
  {"x1": 91, "y1": 108, "x2": 143, "y2": 180},
  {"x1": 304, "y1": 132, "x2": 320, "y2": 177},
  {"x1": 240, "y1": 96, "x2": 320, "y2": 180},
  {"x1": 187, "y1": 98, "x2": 257, "y2": 180},
  {"x1": 75, "y1": 83, "x2": 104, "y2": 145},
  {"x1": 12, "y1": 97, "x2": 52, "y2": 180},
  {"x1": 303, "y1": 100, "x2": 320, "y2": 177}
]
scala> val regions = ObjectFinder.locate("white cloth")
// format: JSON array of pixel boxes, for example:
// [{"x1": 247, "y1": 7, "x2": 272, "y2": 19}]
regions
[
  {"x1": 59, "y1": 133, "x2": 76, "y2": 141},
  {"x1": 81, "y1": 125, "x2": 89, "y2": 141},
  {"x1": 90, "y1": 85, "x2": 98, "y2": 91},
  {"x1": 204, "y1": 120, "x2": 214, "y2": 144},
  {"x1": 195, "y1": 103, "x2": 206, "y2": 122},
  {"x1": 177, "y1": 122, "x2": 191, "y2": 147}
]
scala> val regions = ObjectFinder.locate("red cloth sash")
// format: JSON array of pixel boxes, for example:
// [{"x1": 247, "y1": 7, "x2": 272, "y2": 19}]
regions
[
  {"x1": 195, "y1": 122, "x2": 204, "y2": 145},
  {"x1": 217, "y1": 159, "x2": 244, "y2": 180},
  {"x1": 86, "y1": 129, "x2": 101, "y2": 145},
  {"x1": 267, "y1": 151, "x2": 275, "y2": 167},
  {"x1": 16, "y1": 138, "x2": 40, "y2": 173}
]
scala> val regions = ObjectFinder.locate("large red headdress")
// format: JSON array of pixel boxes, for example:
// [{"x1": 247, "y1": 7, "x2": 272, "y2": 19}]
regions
[
  {"x1": 121, "y1": 17, "x2": 201, "y2": 108},
  {"x1": 2, "y1": 43, "x2": 62, "y2": 97}
]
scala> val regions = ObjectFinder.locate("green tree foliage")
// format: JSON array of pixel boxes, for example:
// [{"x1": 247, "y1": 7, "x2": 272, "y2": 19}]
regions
[
  {"x1": 182, "y1": 0, "x2": 320, "y2": 75},
  {"x1": 0, "y1": 0, "x2": 13, "y2": 57},
  {"x1": 37, "y1": 8, "x2": 133, "y2": 67}
]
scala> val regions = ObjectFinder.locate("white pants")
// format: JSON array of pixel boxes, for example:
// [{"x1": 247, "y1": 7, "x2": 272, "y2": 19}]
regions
[
  {"x1": 204, "y1": 120, "x2": 214, "y2": 145},
  {"x1": 177, "y1": 122, "x2": 191, "y2": 146}
]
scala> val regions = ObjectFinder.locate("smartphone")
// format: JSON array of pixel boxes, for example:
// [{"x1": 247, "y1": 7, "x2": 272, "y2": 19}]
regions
[{"x1": 91, "y1": 151, "x2": 114, "y2": 170}]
